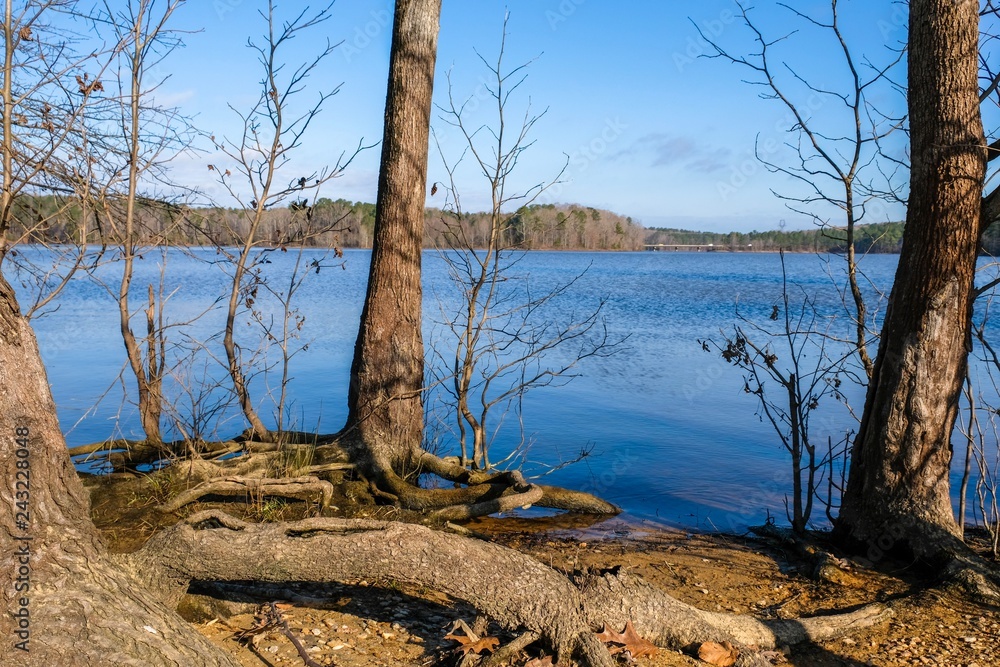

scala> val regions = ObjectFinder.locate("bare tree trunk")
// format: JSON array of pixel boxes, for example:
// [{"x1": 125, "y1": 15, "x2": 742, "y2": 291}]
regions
[
  {"x1": 837, "y1": 0, "x2": 986, "y2": 560},
  {"x1": 843, "y1": 193, "x2": 874, "y2": 379},
  {"x1": 347, "y1": 0, "x2": 441, "y2": 477},
  {"x1": 223, "y1": 227, "x2": 271, "y2": 439},
  {"x1": 0, "y1": 276, "x2": 239, "y2": 666}
]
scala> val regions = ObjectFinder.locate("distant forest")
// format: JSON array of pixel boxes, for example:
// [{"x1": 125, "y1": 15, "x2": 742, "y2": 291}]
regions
[
  {"x1": 647, "y1": 221, "x2": 1000, "y2": 256},
  {"x1": 8, "y1": 196, "x2": 647, "y2": 251},
  {"x1": 645, "y1": 222, "x2": 907, "y2": 253},
  {"x1": 12, "y1": 195, "x2": 1000, "y2": 255}
]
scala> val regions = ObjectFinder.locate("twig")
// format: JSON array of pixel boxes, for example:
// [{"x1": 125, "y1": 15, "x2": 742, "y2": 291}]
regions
[{"x1": 268, "y1": 602, "x2": 325, "y2": 667}]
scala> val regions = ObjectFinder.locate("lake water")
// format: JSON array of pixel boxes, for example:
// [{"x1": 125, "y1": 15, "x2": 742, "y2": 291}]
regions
[{"x1": 13, "y1": 248, "x2": 998, "y2": 531}]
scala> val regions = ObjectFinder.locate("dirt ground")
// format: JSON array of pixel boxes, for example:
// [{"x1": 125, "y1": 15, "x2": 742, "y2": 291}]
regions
[{"x1": 84, "y1": 474, "x2": 1000, "y2": 667}]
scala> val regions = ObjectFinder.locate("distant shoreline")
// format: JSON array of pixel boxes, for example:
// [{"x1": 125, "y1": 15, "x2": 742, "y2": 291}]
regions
[{"x1": 11, "y1": 242, "x2": 908, "y2": 255}]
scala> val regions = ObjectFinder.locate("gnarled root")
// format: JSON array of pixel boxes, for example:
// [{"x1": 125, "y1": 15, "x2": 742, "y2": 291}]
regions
[
  {"x1": 127, "y1": 511, "x2": 615, "y2": 666},
  {"x1": 377, "y1": 450, "x2": 620, "y2": 519},
  {"x1": 125, "y1": 512, "x2": 890, "y2": 666},
  {"x1": 940, "y1": 549, "x2": 1000, "y2": 603},
  {"x1": 157, "y1": 476, "x2": 334, "y2": 513},
  {"x1": 576, "y1": 566, "x2": 891, "y2": 650},
  {"x1": 70, "y1": 433, "x2": 344, "y2": 472}
]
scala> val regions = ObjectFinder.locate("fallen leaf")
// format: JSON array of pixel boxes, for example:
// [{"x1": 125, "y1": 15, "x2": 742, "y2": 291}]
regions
[
  {"x1": 760, "y1": 649, "x2": 788, "y2": 664},
  {"x1": 444, "y1": 618, "x2": 499, "y2": 655},
  {"x1": 595, "y1": 620, "x2": 658, "y2": 658},
  {"x1": 444, "y1": 631, "x2": 500, "y2": 655},
  {"x1": 595, "y1": 622, "x2": 624, "y2": 645},
  {"x1": 697, "y1": 640, "x2": 739, "y2": 666}
]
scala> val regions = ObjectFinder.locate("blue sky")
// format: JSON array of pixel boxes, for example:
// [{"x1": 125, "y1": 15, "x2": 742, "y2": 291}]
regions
[{"x1": 149, "y1": 0, "x2": 911, "y2": 232}]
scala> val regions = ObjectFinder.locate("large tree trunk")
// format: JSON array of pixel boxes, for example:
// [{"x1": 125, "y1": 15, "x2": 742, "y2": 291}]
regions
[
  {"x1": 0, "y1": 275, "x2": 239, "y2": 667},
  {"x1": 836, "y1": 0, "x2": 986, "y2": 560},
  {"x1": 347, "y1": 0, "x2": 441, "y2": 478}
]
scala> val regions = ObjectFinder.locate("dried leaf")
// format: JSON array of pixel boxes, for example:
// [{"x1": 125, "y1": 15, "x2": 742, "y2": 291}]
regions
[
  {"x1": 697, "y1": 640, "x2": 739, "y2": 666},
  {"x1": 453, "y1": 636, "x2": 500, "y2": 655},
  {"x1": 760, "y1": 649, "x2": 788, "y2": 664},
  {"x1": 595, "y1": 622, "x2": 624, "y2": 645},
  {"x1": 444, "y1": 620, "x2": 499, "y2": 656},
  {"x1": 594, "y1": 620, "x2": 658, "y2": 658},
  {"x1": 443, "y1": 618, "x2": 500, "y2": 655}
]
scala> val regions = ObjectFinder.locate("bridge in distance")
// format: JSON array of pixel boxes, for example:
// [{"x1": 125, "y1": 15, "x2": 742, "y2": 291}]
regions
[{"x1": 643, "y1": 243, "x2": 752, "y2": 251}]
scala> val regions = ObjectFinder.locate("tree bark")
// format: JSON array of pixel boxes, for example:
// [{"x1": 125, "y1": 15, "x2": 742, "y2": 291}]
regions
[
  {"x1": 836, "y1": 0, "x2": 986, "y2": 560},
  {"x1": 346, "y1": 0, "x2": 441, "y2": 478},
  {"x1": 128, "y1": 511, "x2": 890, "y2": 667},
  {"x1": 0, "y1": 275, "x2": 239, "y2": 666}
]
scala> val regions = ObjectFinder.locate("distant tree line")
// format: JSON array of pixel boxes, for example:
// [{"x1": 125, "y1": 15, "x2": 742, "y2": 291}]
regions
[
  {"x1": 18, "y1": 193, "x2": 1000, "y2": 256},
  {"x1": 642, "y1": 221, "x2": 1000, "y2": 255},
  {"x1": 643, "y1": 223, "x2": 911, "y2": 253},
  {"x1": 8, "y1": 196, "x2": 648, "y2": 250}
]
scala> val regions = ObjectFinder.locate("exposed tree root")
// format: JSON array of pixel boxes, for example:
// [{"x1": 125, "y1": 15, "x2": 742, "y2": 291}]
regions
[
  {"x1": 576, "y1": 566, "x2": 892, "y2": 649},
  {"x1": 534, "y1": 484, "x2": 620, "y2": 514},
  {"x1": 835, "y1": 519, "x2": 1000, "y2": 603},
  {"x1": 430, "y1": 482, "x2": 545, "y2": 521},
  {"x1": 73, "y1": 433, "x2": 615, "y2": 522},
  {"x1": 750, "y1": 523, "x2": 860, "y2": 586},
  {"x1": 157, "y1": 475, "x2": 334, "y2": 513},
  {"x1": 417, "y1": 450, "x2": 619, "y2": 515},
  {"x1": 69, "y1": 431, "x2": 341, "y2": 471},
  {"x1": 940, "y1": 549, "x2": 1000, "y2": 603},
  {"x1": 126, "y1": 511, "x2": 616, "y2": 666},
  {"x1": 123, "y1": 511, "x2": 891, "y2": 666}
]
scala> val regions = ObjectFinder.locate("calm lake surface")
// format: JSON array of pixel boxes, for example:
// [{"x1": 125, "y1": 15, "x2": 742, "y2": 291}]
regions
[{"x1": 15, "y1": 248, "x2": 998, "y2": 531}]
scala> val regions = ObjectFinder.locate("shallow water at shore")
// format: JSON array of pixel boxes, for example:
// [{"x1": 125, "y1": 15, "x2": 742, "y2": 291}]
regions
[{"x1": 15, "y1": 248, "x2": 999, "y2": 530}]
